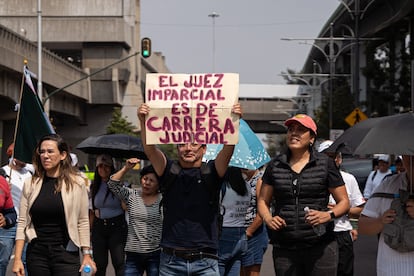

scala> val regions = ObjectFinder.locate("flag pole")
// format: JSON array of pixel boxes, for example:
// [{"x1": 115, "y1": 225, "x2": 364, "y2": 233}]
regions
[
  {"x1": 12, "y1": 62, "x2": 28, "y2": 154},
  {"x1": 37, "y1": 0, "x2": 42, "y2": 103},
  {"x1": 8, "y1": 61, "x2": 28, "y2": 182}
]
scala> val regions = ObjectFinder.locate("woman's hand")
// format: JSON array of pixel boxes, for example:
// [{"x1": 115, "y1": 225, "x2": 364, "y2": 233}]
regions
[
  {"x1": 79, "y1": 254, "x2": 97, "y2": 275},
  {"x1": 12, "y1": 258, "x2": 25, "y2": 276},
  {"x1": 125, "y1": 158, "x2": 140, "y2": 170},
  {"x1": 305, "y1": 209, "x2": 331, "y2": 225},
  {"x1": 264, "y1": 215, "x2": 287, "y2": 231}
]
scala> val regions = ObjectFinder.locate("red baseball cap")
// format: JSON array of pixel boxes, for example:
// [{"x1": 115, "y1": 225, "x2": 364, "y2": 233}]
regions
[{"x1": 284, "y1": 114, "x2": 317, "y2": 134}]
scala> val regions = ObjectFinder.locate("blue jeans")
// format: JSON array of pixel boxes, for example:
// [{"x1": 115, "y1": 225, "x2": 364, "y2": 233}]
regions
[
  {"x1": 0, "y1": 226, "x2": 27, "y2": 276},
  {"x1": 218, "y1": 227, "x2": 248, "y2": 276},
  {"x1": 241, "y1": 224, "x2": 268, "y2": 267},
  {"x1": 124, "y1": 250, "x2": 160, "y2": 276},
  {"x1": 159, "y1": 251, "x2": 219, "y2": 276},
  {"x1": 0, "y1": 226, "x2": 15, "y2": 276}
]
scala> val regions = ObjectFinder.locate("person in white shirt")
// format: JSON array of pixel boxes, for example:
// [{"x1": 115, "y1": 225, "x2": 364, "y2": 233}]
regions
[
  {"x1": 363, "y1": 154, "x2": 392, "y2": 199},
  {"x1": 359, "y1": 155, "x2": 414, "y2": 276},
  {"x1": 318, "y1": 140, "x2": 365, "y2": 276}
]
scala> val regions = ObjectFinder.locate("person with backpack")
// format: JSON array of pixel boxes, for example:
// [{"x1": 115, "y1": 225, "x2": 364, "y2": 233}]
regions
[
  {"x1": 363, "y1": 154, "x2": 392, "y2": 200},
  {"x1": 137, "y1": 102, "x2": 242, "y2": 276},
  {"x1": 358, "y1": 155, "x2": 414, "y2": 275}
]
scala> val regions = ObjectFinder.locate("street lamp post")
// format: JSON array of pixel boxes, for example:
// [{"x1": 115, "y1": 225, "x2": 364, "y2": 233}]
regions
[
  {"x1": 328, "y1": 23, "x2": 335, "y2": 131},
  {"x1": 279, "y1": 71, "x2": 331, "y2": 118},
  {"x1": 282, "y1": 26, "x2": 352, "y2": 133},
  {"x1": 208, "y1": 12, "x2": 219, "y2": 72}
]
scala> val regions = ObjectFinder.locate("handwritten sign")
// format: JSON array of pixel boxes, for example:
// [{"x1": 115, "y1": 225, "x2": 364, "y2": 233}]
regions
[{"x1": 145, "y1": 73, "x2": 239, "y2": 145}]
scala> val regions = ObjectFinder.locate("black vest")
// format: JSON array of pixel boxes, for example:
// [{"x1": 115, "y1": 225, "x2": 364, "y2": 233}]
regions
[{"x1": 268, "y1": 150, "x2": 334, "y2": 249}]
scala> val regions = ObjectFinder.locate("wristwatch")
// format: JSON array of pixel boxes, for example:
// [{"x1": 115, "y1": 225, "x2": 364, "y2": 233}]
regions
[
  {"x1": 328, "y1": 210, "x2": 336, "y2": 220},
  {"x1": 82, "y1": 249, "x2": 93, "y2": 256}
]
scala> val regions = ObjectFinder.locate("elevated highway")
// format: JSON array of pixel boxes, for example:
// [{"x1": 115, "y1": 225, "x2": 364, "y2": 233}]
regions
[
  {"x1": 0, "y1": 24, "x2": 298, "y2": 151},
  {"x1": 0, "y1": 25, "x2": 88, "y2": 122}
]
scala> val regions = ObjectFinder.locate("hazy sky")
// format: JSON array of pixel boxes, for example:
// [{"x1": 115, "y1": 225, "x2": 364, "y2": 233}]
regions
[{"x1": 141, "y1": 0, "x2": 339, "y2": 84}]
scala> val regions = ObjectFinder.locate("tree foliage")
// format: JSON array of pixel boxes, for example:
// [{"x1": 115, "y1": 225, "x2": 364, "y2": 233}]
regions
[
  {"x1": 314, "y1": 78, "x2": 355, "y2": 139},
  {"x1": 106, "y1": 107, "x2": 136, "y2": 135}
]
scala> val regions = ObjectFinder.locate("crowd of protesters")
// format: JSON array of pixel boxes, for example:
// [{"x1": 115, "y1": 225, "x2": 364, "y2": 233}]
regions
[{"x1": 1, "y1": 109, "x2": 413, "y2": 276}]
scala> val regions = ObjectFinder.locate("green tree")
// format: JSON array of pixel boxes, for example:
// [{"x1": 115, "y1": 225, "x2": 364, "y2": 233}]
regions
[
  {"x1": 158, "y1": 144, "x2": 178, "y2": 160},
  {"x1": 314, "y1": 78, "x2": 355, "y2": 139},
  {"x1": 106, "y1": 107, "x2": 135, "y2": 135},
  {"x1": 362, "y1": 29, "x2": 412, "y2": 116}
]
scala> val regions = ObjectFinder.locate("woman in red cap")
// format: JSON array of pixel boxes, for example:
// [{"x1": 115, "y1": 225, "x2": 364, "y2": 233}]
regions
[{"x1": 258, "y1": 114, "x2": 349, "y2": 276}]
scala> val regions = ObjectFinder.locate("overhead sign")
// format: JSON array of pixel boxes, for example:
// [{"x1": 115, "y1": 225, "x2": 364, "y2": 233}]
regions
[{"x1": 345, "y1": 108, "x2": 367, "y2": 126}]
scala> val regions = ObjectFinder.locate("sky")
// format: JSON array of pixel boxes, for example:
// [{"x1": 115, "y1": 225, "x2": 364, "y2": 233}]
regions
[{"x1": 141, "y1": 0, "x2": 339, "y2": 85}]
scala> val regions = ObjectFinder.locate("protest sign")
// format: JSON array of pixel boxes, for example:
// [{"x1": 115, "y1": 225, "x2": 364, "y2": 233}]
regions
[{"x1": 145, "y1": 73, "x2": 239, "y2": 145}]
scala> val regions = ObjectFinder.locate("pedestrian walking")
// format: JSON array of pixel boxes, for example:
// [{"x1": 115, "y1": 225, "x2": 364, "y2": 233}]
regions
[
  {"x1": 0, "y1": 143, "x2": 33, "y2": 274},
  {"x1": 12, "y1": 133, "x2": 95, "y2": 276},
  {"x1": 318, "y1": 140, "x2": 365, "y2": 276},
  {"x1": 107, "y1": 161, "x2": 162, "y2": 276},
  {"x1": 358, "y1": 155, "x2": 414, "y2": 275},
  {"x1": 90, "y1": 154, "x2": 127, "y2": 276},
  {"x1": 258, "y1": 114, "x2": 349, "y2": 276},
  {"x1": 0, "y1": 174, "x2": 17, "y2": 276},
  {"x1": 218, "y1": 166, "x2": 249, "y2": 276},
  {"x1": 363, "y1": 154, "x2": 392, "y2": 200},
  {"x1": 240, "y1": 167, "x2": 268, "y2": 276},
  {"x1": 137, "y1": 102, "x2": 242, "y2": 276}
]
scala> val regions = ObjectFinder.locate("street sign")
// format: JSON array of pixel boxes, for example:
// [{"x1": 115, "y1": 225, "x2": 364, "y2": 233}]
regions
[{"x1": 345, "y1": 108, "x2": 367, "y2": 126}]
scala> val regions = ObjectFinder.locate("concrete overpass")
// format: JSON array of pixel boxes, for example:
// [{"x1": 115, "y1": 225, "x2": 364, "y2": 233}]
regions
[
  {"x1": 0, "y1": 25, "x2": 298, "y2": 133},
  {"x1": 5, "y1": 0, "x2": 411, "y2": 163},
  {"x1": 0, "y1": 23, "x2": 298, "y2": 166}
]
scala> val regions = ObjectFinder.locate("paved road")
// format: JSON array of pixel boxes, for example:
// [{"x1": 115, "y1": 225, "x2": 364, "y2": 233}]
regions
[{"x1": 6, "y1": 234, "x2": 378, "y2": 275}]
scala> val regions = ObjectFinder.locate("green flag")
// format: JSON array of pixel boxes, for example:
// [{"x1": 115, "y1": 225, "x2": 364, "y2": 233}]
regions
[{"x1": 14, "y1": 66, "x2": 55, "y2": 163}]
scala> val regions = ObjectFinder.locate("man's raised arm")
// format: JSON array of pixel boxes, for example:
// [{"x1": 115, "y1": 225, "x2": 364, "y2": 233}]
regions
[{"x1": 137, "y1": 103, "x2": 167, "y2": 177}]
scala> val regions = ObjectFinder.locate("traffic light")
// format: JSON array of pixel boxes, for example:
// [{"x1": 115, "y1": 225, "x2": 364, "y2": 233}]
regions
[{"x1": 141, "y1": 37, "x2": 151, "y2": 58}]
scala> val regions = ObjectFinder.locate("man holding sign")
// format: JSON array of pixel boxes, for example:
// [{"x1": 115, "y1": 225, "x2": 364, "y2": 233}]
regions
[{"x1": 137, "y1": 73, "x2": 242, "y2": 275}]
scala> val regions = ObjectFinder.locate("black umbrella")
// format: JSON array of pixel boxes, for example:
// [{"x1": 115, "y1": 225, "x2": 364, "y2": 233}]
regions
[
  {"x1": 76, "y1": 134, "x2": 147, "y2": 159},
  {"x1": 326, "y1": 116, "x2": 384, "y2": 155},
  {"x1": 353, "y1": 112, "x2": 414, "y2": 155}
]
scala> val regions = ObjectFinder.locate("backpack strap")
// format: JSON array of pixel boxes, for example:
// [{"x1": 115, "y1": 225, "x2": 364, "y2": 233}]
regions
[
  {"x1": 371, "y1": 170, "x2": 393, "y2": 182},
  {"x1": 159, "y1": 161, "x2": 219, "y2": 212},
  {"x1": 371, "y1": 170, "x2": 377, "y2": 181},
  {"x1": 370, "y1": 192, "x2": 399, "y2": 199}
]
